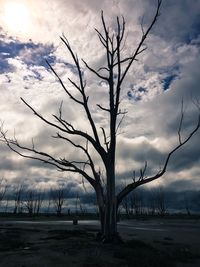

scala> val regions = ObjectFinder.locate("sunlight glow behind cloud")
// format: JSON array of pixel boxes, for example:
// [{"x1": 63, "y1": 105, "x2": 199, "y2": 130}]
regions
[{"x1": 2, "y1": 1, "x2": 31, "y2": 35}]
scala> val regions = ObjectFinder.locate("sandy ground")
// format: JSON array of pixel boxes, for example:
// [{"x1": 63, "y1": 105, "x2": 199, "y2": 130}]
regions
[{"x1": 0, "y1": 218, "x2": 200, "y2": 267}]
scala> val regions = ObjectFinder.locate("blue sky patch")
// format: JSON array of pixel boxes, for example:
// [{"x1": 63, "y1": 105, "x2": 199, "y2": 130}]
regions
[
  {"x1": 138, "y1": 87, "x2": 146, "y2": 93},
  {"x1": 0, "y1": 57, "x2": 15, "y2": 73},
  {"x1": 162, "y1": 74, "x2": 177, "y2": 91},
  {"x1": 127, "y1": 90, "x2": 133, "y2": 99},
  {"x1": 0, "y1": 33, "x2": 56, "y2": 74}
]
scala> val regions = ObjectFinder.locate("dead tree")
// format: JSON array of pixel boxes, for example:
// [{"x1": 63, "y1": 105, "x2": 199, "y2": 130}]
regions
[
  {"x1": 155, "y1": 187, "x2": 167, "y2": 216},
  {"x1": 147, "y1": 190, "x2": 157, "y2": 215},
  {"x1": 24, "y1": 190, "x2": 35, "y2": 216},
  {"x1": 50, "y1": 185, "x2": 65, "y2": 216},
  {"x1": 0, "y1": 178, "x2": 7, "y2": 207},
  {"x1": 183, "y1": 192, "x2": 191, "y2": 216},
  {"x1": 4, "y1": 196, "x2": 9, "y2": 213},
  {"x1": 130, "y1": 190, "x2": 144, "y2": 216},
  {"x1": 121, "y1": 195, "x2": 132, "y2": 218},
  {"x1": 24, "y1": 189, "x2": 44, "y2": 216},
  {"x1": 46, "y1": 193, "x2": 52, "y2": 215},
  {"x1": 13, "y1": 184, "x2": 24, "y2": 214},
  {"x1": 121, "y1": 190, "x2": 144, "y2": 217},
  {"x1": 33, "y1": 190, "x2": 44, "y2": 215},
  {"x1": 77, "y1": 195, "x2": 88, "y2": 216},
  {"x1": 1, "y1": 0, "x2": 200, "y2": 241}
]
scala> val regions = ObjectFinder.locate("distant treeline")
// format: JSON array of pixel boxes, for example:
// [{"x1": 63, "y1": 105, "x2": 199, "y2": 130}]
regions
[{"x1": 0, "y1": 178, "x2": 200, "y2": 216}]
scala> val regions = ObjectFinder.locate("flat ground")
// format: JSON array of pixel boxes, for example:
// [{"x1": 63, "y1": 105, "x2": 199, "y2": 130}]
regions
[{"x1": 0, "y1": 217, "x2": 200, "y2": 267}]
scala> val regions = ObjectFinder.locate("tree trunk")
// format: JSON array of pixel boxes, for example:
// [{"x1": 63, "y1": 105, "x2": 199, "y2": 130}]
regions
[
  {"x1": 103, "y1": 199, "x2": 117, "y2": 242},
  {"x1": 95, "y1": 169, "x2": 118, "y2": 242},
  {"x1": 102, "y1": 165, "x2": 118, "y2": 242}
]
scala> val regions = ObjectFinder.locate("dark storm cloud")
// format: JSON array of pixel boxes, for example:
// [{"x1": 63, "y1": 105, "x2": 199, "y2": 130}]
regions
[
  {"x1": 166, "y1": 179, "x2": 200, "y2": 192},
  {"x1": 166, "y1": 134, "x2": 200, "y2": 173},
  {"x1": 0, "y1": 147, "x2": 55, "y2": 172},
  {"x1": 152, "y1": 0, "x2": 200, "y2": 43},
  {"x1": 116, "y1": 170, "x2": 135, "y2": 182},
  {"x1": 0, "y1": 157, "x2": 21, "y2": 171},
  {"x1": 118, "y1": 138, "x2": 165, "y2": 166},
  {"x1": 25, "y1": 158, "x2": 57, "y2": 170}
]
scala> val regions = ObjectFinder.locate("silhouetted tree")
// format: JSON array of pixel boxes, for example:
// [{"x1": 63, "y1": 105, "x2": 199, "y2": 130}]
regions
[
  {"x1": 24, "y1": 190, "x2": 35, "y2": 216},
  {"x1": 23, "y1": 189, "x2": 44, "y2": 216},
  {"x1": 121, "y1": 195, "x2": 132, "y2": 218},
  {"x1": 13, "y1": 184, "x2": 24, "y2": 214},
  {"x1": 3, "y1": 195, "x2": 9, "y2": 213},
  {"x1": 147, "y1": 189, "x2": 157, "y2": 215},
  {"x1": 121, "y1": 189, "x2": 144, "y2": 217},
  {"x1": 130, "y1": 190, "x2": 144, "y2": 216},
  {"x1": 155, "y1": 187, "x2": 167, "y2": 216},
  {"x1": 78, "y1": 195, "x2": 88, "y2": 215},
  {"x1": 51, "y1": 185, "x2": 66, "y2": 216},
  {"x1": 0, "y1": 178, "x2": 7, "y2": 208},
  {"x1": 1, "y1": 0, "x2": 200, "y2": 241},
  {"x1": 183, "y1": 192, "x2": 191, "y2": 216}
]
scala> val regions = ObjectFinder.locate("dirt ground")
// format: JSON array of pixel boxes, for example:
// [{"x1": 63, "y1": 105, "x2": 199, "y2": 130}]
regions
[{"x1": 0, "y1": 218, "x2": 200, "y2": 267}]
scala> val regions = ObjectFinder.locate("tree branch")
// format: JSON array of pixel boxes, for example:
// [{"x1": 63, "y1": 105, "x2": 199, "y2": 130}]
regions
[
  {"x1": 119, "y1": 0, "x2": 162, "y2": 86},
  {"x1": 117, "y1": 108, "x2": 200, "y2": 207},
  {"x1": 46, "y1": 60, "x2": 84, "y2": 105},
  {"x1": 100, "y1": 127, "x2": 109, "y2": 151},
  {"x1": 20, "y1": 98, "x2": 106, "y2": 160},
  {"x1": 53, "y1": 132, "x2": 100, "y2": 181},
  {"x1": 82, "y1": 59, "x2": 108, "y2": 81},
  {"x1": 0, "y1": 130, "x2": 97, "y2": 188},
  {"x1": 97, "y1": 104, "x2": 110, "y2": 112}
]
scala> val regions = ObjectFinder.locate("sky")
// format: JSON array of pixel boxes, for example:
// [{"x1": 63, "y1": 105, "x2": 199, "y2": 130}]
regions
[{"x1": 0, "y1": 0, "x2": 200, "y2": 195}]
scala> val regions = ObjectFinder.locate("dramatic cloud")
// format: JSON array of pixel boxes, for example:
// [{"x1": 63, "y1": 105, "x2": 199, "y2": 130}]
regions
[{"x1": 0, "y1": 0, "x2": 200, "y2": 193}]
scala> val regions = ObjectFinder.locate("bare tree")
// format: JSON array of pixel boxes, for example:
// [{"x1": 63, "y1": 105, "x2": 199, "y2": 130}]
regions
[
  {"x1": 24, "y1": 190, "x2": 35, "y2": 216},
  {"x1": 13, "y1": 184, "x2": 24, "y2": 214},
  {"x1": 147, "y1": 190, "x2": 157, "y2": 216},
  {"x1": 23, "y1": 189, "x2": 44, "y2": 216},
  {"x1": 121, "y1": 190, "x2": 144, "y2": 217},
  {"x1": 1, "y1": 0, "x2": 200, "y2": 241},
  {"x1": 183, "y1": 192, "x2": 191, "y2": 216},
  {"x1": 34, "y1": 190, "x2": 44, "y2": 215},
  {"x1": 77, "y1": 195, "x2": 88, "y2": 216},
  {"x1": 121, "y1": 195, "x2": 132, "y2": 218},
  {"x1": 46, "y1": 192, "x2": 52, "y2": 215},
  {"x1": 155, "y1": 187, "x2": 167, "y2": 216},
  {"x1": 4, "y1": 195, "x2": 9, "y2": 213},
  {"x1": 50, "y1": 185, "x2": 66, "y2": 216},
  {"x1": 0, "y1": 178, "x2": 7, "y2": 208},
  {"x1": 130, "y1": 190, "x2": 144, "y2": 216}
]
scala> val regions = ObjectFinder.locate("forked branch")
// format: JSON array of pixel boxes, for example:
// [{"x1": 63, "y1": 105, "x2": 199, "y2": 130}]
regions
[{"x1": 0, "y1": 129, "x2": 97, "y2": 188}]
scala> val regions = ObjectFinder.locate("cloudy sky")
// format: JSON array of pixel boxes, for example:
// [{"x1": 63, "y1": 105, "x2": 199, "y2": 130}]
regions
[{"x1": 0, "y1": 0, "x2": 200, "y2": 194}]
